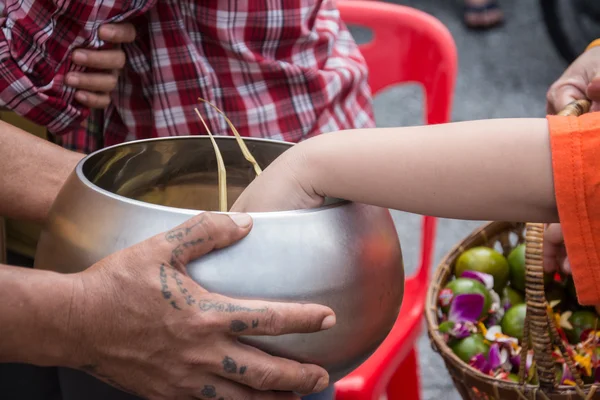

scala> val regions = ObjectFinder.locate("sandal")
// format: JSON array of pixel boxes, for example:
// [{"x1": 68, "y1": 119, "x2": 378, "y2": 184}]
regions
[{"x1": 464, "y1": 0, "x2": 504, "y2": 30}]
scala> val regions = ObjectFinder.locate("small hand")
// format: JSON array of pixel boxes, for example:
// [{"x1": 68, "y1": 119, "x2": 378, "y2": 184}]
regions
[
  {"x1": 67, "y1": 212, "x2": 335, "y2": 399},
  {"x1": 542, "y1": 223, "x2": 571, "y2": 276},
  {"x1": 66, "y1": 23, "x2": 136, "y2": 109},
  {"x1": 546, "y1": 46, "x2": 600, "y2": 114},
  {"x1": 232, "y1": 145, "x2": 325, "y2": 213}
]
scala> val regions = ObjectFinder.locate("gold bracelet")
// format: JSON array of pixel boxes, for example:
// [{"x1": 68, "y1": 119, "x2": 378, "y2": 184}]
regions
[{"x1": 585, "y1": 38, "x2": 600, "y2": 52}]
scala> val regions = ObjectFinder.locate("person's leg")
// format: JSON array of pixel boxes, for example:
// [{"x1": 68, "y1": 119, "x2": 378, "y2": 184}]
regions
[
  {"x1": 301, "y1": 385, "x2": 335, "y2": 400},
  {"x1": 0, "y1": 252, "x2": 62, "y2": 400},
  {"x1": 58, "y1": 368, "x2": 142, "y2": 400},
  {"x1": 463, "y1": 0, "x2": 504, "y2": 30},
  {"x1": 60, "y1": 368, "x2": 336, "y2": 400}
]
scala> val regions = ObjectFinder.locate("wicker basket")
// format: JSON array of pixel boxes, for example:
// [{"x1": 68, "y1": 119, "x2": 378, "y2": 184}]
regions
[{"x1": 425, "y1": 99, "x2": 599, "y2": 400}]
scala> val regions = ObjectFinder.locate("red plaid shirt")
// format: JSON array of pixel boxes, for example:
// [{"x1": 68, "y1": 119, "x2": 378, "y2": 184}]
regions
[{"x1": 0, "y1": 0, "x2": 374, "y2": 153}]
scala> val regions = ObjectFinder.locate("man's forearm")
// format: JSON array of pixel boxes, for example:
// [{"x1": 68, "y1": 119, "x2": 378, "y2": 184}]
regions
[
  {"x1": 0, "y1": 264, "x2": 78, "y2": 367},
  {"x1": 0, "y1": 120, "x2": 84, "y2": 222}
]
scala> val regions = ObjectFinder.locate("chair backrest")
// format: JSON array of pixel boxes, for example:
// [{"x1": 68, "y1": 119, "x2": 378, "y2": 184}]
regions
[
  {"x1": 340, "y1": 0, "x2": 457, "y2": 126},
  {"x1": 335, "y1": 2, "x2": 457, "y2": 398}
]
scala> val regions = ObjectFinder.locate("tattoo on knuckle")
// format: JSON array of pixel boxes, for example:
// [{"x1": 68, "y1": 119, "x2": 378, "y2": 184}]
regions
[
  {"x1": 222, "y1": 356, "x2": 237, "y2": 373},
  {"x1": 230, "y1": 320, "x2": 249, "y2": 332},
  {"x1": 200, "y1": 384, "x2": 218, "y2": 399}
]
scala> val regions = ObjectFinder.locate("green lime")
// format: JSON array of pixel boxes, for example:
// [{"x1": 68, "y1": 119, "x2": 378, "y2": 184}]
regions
[
  {"x1": 566, "y1": 310, "x2": 599, "y2": 344},
  {"x1": 456, "y1": 247, "x2": 510, "y2": 293},
  {"x1": 508, "y1": 244, "x2": 526, "y2": 292},
  {"x1": 501, "y1": 303, "x2": 527, "y2": 342},
  {"x1": 450, "y1": 333, "x2": 490, "y2": 363},
  {"x1": 507, "y1": 373, "x2": 520, "y2": 383},
  {"x1": 442, "y1": 278, "x2": 492, "y2": 319},
  {"x1": 501, "y1": 286, "x2": 524, "y2": 309}
]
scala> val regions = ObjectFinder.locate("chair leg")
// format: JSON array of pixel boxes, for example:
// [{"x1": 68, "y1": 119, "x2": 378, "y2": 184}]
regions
[{"x1": 385, "y1": 347, "x2": 421, "y2": 400}]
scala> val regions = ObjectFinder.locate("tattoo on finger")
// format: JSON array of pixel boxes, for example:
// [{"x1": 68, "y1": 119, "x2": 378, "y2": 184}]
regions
[
  {"x1": 198, "y1": 300, "x2": 267, "y2": 313},
  {"x1": 222, "y1": 356, "x2": 247, "y2": 376},
  {"x1": 230, "y1": 320, "x2": 249, "y2": 332},
  {"x1": 159, "y1": 219, "x2": 269, "y2": 314},
  {"x1": 200, "y1": 384, "x2": 220, "y2": 399},
  {"x1": 222, "y1": 356, "x2": 237, "y2": 373},
  {"x1": 159, "y1": 264, "x2": 181, "y2": 310},
  {"x1": 164, "y1": 216, "x2": 206, "y2": 243},
  {"x1": 229, "y1": 319, "x2": 259, "y2": 333},
  {"x1": 164, "y1": 215, "x2": 213, "y2": 267}
]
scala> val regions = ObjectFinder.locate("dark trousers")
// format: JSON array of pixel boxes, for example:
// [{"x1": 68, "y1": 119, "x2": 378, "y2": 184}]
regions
[{"x1": 0, "y1": 252, "x2": 61, "y2": 400}]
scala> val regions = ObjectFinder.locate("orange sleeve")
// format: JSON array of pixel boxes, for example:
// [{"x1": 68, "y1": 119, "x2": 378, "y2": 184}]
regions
[{"x1": 548, "y1": 112, "x2": 600, "y2": 305}]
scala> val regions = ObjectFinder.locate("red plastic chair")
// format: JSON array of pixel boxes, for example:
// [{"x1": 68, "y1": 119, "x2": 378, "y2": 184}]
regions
[{"x1": 334, "y1": 2, "x2": 457, "y2": 400}]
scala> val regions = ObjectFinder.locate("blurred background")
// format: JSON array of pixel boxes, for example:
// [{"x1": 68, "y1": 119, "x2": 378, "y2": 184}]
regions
[{"x1": 347, "y1": 0, "x2": 571, "y2": 398}]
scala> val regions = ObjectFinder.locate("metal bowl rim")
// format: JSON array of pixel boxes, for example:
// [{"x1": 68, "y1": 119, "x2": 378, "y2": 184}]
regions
[{"x1": 74, "y1": 135, "x2": 349, "y2": 218}]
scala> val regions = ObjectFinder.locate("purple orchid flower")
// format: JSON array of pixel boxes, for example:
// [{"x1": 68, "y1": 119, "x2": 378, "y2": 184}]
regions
[
  {"x1": 510, "y1": 351, "x2": 534, "y2": 377},
  {"x1": 461, "y1": 270, "x2": 495, "y2": 290},
  {"x1": 470, "y1": 343, "x2": 510, "y2": 374},
  {"x1": 561, "y1": 363, "x2": 574, "y2": 385},
  {"x1": 441, "y1": 293, "x2": 485, "y2": 339},
  {"x1": 449, "y1": 293, "x2": 485, "y2": 323},
  {"x1": 470, "y1": 353, "x2": 491, "y2": 374}
]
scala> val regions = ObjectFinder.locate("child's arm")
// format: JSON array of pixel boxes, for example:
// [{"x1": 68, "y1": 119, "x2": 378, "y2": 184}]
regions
[
  {"x1": 233, "y1": 117, "x2": 558, "y2": 222},
  {"x1": 233, "y1": 112, "x2": 600, "y2": 306}
]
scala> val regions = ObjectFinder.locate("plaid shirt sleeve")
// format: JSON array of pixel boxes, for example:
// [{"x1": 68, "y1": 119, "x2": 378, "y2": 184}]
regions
[{"x1": 0, "y1": 0, "x2": 154, "y2": 135}]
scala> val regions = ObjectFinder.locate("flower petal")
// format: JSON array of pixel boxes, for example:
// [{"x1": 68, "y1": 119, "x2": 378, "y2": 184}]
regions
[
  {"x1": 560, "y1": 311, "x2": 574, "y2": 330},
  {"x1": 549, "y1": 299, "x2": 561, "y2": 309},
  {"x1": 451, "y1": 323, "x2": 472, "y2": 339},
  {"x1": 489, "y1": 290, "x2": 504, "y2": 319},
  {"x1": 461, "y1": 270, "x2": 495, "y2": 290},
  {"x1": 526, "y1": 352, "x2": 534, "y2": 372},
  {"x1": 470, "y1": 353, "x2": 491, "y2": 374},
  {"x1": 488, "y1": 344, "x2": 502, "y2": 370},
  {"x1": 449, "y1": 293, "x2": 485, "y2": 323},
  {"x1": 510, "y1": 354, "x2": 521, "y2": 370},
  {"x1": 561, "y1": 363, "x2": 574, "y2": 385},
  {"x1": 485, "y1": 325, "x2": 502, "y2": 341}
]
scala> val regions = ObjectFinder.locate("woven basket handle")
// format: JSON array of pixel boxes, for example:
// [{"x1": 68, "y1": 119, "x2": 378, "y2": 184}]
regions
[{"x1": 522, "y1": 99, "x2": 591, "y2": 390}]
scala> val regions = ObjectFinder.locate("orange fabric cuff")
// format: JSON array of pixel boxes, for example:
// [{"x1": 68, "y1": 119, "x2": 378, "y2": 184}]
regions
[
  {"x1": 548, "y1": 112, "x2": 600, "y2": 305},
  {"x1": 586, "y1": 39, "x2": 600, "y2": 52}
]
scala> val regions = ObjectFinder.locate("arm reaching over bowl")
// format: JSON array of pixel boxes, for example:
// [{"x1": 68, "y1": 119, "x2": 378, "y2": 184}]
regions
[
  {"x1": 232, "y1": 117, "x2": 558, "y2": 222},
  {"x1": 232, "y1": 111, "x2": 600, "y2": 308}
]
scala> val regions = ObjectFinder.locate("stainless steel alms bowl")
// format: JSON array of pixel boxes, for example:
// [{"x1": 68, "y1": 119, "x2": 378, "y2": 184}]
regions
[{"x1": 35, "y1": 136, "x2": 405, "y2": 385}]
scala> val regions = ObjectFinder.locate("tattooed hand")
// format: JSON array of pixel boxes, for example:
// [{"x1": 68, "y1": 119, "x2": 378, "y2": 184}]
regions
[{"x1": 66, "y1": 212, "x2": 335, "y2": 400}]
